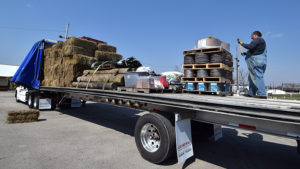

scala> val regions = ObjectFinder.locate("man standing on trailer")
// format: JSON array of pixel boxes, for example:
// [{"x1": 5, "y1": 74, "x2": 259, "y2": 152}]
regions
[{"x1": 237, "y1": 31, "x2": 267, "y2": 99}]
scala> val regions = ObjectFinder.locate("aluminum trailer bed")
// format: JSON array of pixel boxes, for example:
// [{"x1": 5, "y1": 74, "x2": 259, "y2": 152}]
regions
[{"x1": 37, "y1": 86, "x2": 300, "y2": 163}]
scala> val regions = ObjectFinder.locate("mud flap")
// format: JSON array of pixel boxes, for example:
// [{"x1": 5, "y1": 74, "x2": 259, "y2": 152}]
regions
[{"x1": 175, "y1": 113, "x2": 194, "y2": 163}]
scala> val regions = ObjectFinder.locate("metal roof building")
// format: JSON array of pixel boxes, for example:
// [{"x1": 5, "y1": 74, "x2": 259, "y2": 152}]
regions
[{"x1": 0, "y1": 64, "x2": 19, "y2": 90}]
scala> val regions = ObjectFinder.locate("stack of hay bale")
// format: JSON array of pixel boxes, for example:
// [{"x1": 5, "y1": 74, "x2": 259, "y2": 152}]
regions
[
  {"x1": 42, "y1": 37, "x2": 123, "y2": 87},
  {"x1": 6, "y1": 109, "x2": 39, "y2": 124}
]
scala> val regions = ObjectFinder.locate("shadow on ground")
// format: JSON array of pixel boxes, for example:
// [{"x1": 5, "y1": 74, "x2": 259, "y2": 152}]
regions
[{"x1": 58, "y1": 102, "x2": 300, "y2": 169}]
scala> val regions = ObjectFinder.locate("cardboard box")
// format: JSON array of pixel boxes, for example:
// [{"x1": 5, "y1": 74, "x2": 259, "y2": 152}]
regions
[{"x1": 137, "y1": 77, "x2": 155, "y2": 89}]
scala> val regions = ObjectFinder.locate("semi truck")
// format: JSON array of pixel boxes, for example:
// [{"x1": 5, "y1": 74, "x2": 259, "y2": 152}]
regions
[{"x1": 13, "y1": 39, "x2": 300, "y2": 164}]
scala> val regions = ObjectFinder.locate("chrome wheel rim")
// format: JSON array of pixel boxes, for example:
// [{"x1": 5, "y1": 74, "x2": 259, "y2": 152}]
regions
[
  {"x1": 28, "y1": 95, "x2": 32, "y2": 106},
  {"x1": 140, "y1": 123, "x2": 161, "y2": 153},
  {"x1": 33, "y1": 97, "x2": 38, "y2": 108}
]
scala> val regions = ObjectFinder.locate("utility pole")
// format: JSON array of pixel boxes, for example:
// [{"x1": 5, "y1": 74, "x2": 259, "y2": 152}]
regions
[
  {"x1": 64, "y1": 23, "x2": 69, "y2": 40},
  {"x1": 236, "y1": 45, "x2": 240, "y2": 95}
]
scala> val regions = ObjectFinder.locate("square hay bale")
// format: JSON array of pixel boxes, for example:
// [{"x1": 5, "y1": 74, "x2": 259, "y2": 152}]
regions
[
  {"x1": 42, "y1": 52, "x2": 95, "y2": 87},
  {"x1": 49, "y1": 49, "x2": 63, "y2": 61},
  {"x1": 77, "y1": 74, "x2": 124, "y2": 84},
  {"x1": 6, "y1": 109, "x2": 40, "y2": 124},
  {"x1": 72, "y1": 81, "x2": 118, "y2": 90},
  {"x1": 52, "y1": 41, "x2": 64, "y2": 50},
  {"x1": 44, "y1": 48, "x2": 52, "y2": 57},
  {"x1": 95, "y1": 51, "x2": 123, "y2": 62},
  {"x1": 66, "y1": 54, "x2": 96, "y2": 65},
  {"x1": 83, "y1": 68, "x2": 131, "y2": 75},
  {"x1": 62, "y1": 45, "x2": 94, "y2": 57},
  {"x1": 65, "y1": 37, "x2": 97, "y2": 51},
  {"x1": 97, "y1": 44, "x2": 117, "y2": 53}
]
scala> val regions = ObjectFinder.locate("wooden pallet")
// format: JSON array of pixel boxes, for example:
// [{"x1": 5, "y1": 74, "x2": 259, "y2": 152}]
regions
[
  {"x1": 183, "y1": 89, "x2": 219, "y2": 95},
  {"x1": 183, "y1": 47, "x2": 232, "y2": 56},
  {"x1": 182, "y1": 63, "x2": 234, "y2": 71},
  {"x1": 117, "y1": 87, "x2": 173, "y2": 94},
  {"x1": 181, "y1": 77, "x2": 232, "y2": 83},
  {"x1": 181, "y1": 77, "x2": 197, "y2": 82},
  {"x1": 203, "y1": 77, "x2": 230, "y2": 83},
  {"x1": 182, "y1": 64, "x2": 194, "y2": 69},
  {"x1": 182, "y1": 90, "x2": 233, "y2": 96}
]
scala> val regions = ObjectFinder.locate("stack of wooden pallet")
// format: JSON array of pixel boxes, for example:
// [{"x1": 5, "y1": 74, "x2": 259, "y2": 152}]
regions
[{"x1": 181, "y1": 41, "x2": 234, "y2": 95}]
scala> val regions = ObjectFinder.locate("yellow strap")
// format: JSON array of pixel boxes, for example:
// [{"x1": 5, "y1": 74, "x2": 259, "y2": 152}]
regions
[{"x1": 86, "y1": 61, "x2": 109, "y2": 90}]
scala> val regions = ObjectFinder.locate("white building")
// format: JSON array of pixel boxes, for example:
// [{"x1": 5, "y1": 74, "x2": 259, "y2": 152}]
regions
[
  {"x1": 267, "y1": 89, "x2": 286, "y2": 95},
  {"x1": 0, "y1": 64, "x2": 19, "y2": 90}
]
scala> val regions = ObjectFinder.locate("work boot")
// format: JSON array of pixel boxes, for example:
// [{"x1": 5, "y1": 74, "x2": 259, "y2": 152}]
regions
[
  {"x1": 253, "y1": 96, "x2": 267, "y2": 99},
  {"x1": 242, "y1": 94, "x2": 253, "y2": 98}
]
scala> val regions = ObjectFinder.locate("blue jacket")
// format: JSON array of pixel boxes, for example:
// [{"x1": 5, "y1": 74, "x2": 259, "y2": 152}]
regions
[{"x1": 242, "y1": 37, "x2": 266, "y2": 56}]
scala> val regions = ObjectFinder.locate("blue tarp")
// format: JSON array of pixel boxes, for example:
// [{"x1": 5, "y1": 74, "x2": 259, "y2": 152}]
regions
[{"x1": 11, "y1": 40, "x2": 56, "y2": 89}]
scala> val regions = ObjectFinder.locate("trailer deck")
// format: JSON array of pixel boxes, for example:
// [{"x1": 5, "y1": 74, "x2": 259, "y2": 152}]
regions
[{"x1": 40, "y1": 86, "x2": 300, "y2": 140}]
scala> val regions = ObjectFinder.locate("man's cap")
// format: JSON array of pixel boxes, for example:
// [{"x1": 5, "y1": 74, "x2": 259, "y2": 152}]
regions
[{"x1": 252, "y1": 31, "x2": 262, "y2": 37}]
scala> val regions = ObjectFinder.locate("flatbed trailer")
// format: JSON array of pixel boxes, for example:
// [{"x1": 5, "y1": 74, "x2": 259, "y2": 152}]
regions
[
  {"x1": 12, "y1": 39, "x2": 300, "y2": 164},
  {"x1": 21, "y1": 86, "x2": 300, "y2": 163}
]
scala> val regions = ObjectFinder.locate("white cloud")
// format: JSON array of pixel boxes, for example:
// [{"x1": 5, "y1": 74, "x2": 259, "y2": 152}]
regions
[
  {"x1": 265, "y1": 32, "x2": 284, "y2": 38},
  {"x1": 26, "y1": 3, "x2": 32, "y2": 8},
  {"x1": 271, "y1": 33, "x2": 284, "y2": 38}
]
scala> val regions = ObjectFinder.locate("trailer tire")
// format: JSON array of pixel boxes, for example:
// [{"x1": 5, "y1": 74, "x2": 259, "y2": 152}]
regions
[
  {"x1": 51, "y1": 98, "x2": 56, "y2": 110},
  {"x1": 33, "y1": 94, "x2": 39, "y2": 109},
  {"x1": 28, "y1": 94, "x2": 34, "y2": 108},
  {"x1": 297, "y1": 140, "x2": 300, "y2": 154},
  {"x1": 134, "y1": 113, "x2": 175, "y2": 164},
  {"x1": 81, "y1": 100, "x2": 86, "y2": 107},
  {"x1": 15, "y1": 90, "x2": 19, "y2": 102}
]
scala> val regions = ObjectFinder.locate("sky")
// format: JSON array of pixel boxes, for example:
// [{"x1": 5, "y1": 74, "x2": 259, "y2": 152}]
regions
[{"x1": 0, "y1": 0, "x2": 299, "y2": 85}]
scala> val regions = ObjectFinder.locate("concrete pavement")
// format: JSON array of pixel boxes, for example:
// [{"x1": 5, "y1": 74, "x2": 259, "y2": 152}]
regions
[{"x1": 0, "y1": 91, "x2": 299, "y2": 169}]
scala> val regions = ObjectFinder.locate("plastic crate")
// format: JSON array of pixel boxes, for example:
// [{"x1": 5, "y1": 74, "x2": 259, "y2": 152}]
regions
[{"x1": 124, "y1": 72, "x2": 149, "y2": 88}]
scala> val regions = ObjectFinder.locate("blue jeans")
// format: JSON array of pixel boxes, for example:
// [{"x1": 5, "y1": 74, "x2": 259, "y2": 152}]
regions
[{"x1": 245, "y1": 51, "x2": 267, "y2": 96}]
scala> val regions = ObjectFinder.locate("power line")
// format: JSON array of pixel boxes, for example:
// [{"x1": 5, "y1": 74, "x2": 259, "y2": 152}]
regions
[{"x1": 0, "y1": 26, "x2": 64, "y2": 32}]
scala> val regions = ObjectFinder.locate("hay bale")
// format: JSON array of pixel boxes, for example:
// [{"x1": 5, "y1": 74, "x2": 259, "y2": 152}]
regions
[
  {"x1": 62, "y1": 45, "x2": 94, "y2": 57},
  {"x1": 72, "y1": 82, "x2": 119, "y2": 90},
  {"x1": 83, "y1": 68, "x2": 131, "y2": 75},
  {"x1": 65, "y1": 36, "x2": 97, "y2": 50},
  {"x1": 97, "y1": 44, "x2": 117, "y2": 53},
  {"x1": 42, "y1": 54, "x2": 94, "y2": 87},
  {"x1": 7, "y1": 109, "x2": 39, "y2": 116},
  {"x1": 66, "y1": 54, "x2": 96, "y2": 65},
  {"x1": 42, "y1": 36, "x2": 125, "y2": 88},
  {"x1": 95, "y1": 51, "x2": 122, "y2": 61},
  {"x1": 44, "y1": 48, "x2": 52, "y2": 57},
  {"x1": 49, "y1": 49, "x2": 63, "y2": 60},
  {"x1": 6, "y1": 109, "x2": 39, "y2": 124},
  {"x1": 52, "y1": 41, "x2": 64, "y2": 50},
  {"x1": 77, "y1": 74, "x2": 124, "y2": 84}
]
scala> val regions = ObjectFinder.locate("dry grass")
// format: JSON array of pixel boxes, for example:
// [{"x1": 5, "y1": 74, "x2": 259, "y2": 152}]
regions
[
  {"x1": 65, "y1": 37, "x2": 97, "y2": 50},
  {"x1": 77, "y1": 74, "x2": 124, "y2": 84},
  {"x1": 62, "y1": 45, "x2": 94, "y2": 57},
  {"x1": 83, "y1": 68, "x2": 131, "y2": 75},
  {"x1": 97, "y1": 44, "x2": 117, "y2": 53},
  {"x1": 6, "y1": 109, "x2": 39, "y2": 124},
  {"x1": 95, "y1": 51, "x2": 122, "y2": 61}
]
